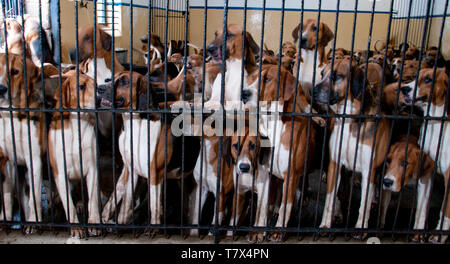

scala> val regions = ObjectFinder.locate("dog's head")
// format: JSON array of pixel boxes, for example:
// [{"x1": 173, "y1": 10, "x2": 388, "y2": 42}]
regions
[
  {"x1": 231, "y1": 127, "x2": 270, "y2": 179},
  {"x1": 292, "y1": 19, "x2": 334, "y2": 50},
  {"x1": 70, "y1": 26, "x2": 112, "y2": 63},
  {"x1": 206, "y1": 24, "x2": 259, "y2": 63},
  {"x1": 312, "y1": 59, "x2": 367, "y2": 107},
  {"x1": 0, "y1": 53, "x2": 40, "y2": 108},
  {"x1": 4, "y1": 18, "x2": 22, "y2": 35},
  {"x1": 243, "y1": 64, "x2": 297, "y2": 108},
  {"x1": 401, "y1": 68, "x2": 448, "y2": 109},
  {"x1": 282, "y1": 41, "x2": 297, "y2": 58},
  {"x1": 54, "y1": 70, "x2": 96, "y2": 110},
  {"x1": 97, "y1": 71, "x2": 154, "y2": 111},
  {"x1": 383, "y1": 136, "x2": 434, "y2": 192},
  {"x1": 424, "y1": 46, "x2": 445, "y2": 67}
]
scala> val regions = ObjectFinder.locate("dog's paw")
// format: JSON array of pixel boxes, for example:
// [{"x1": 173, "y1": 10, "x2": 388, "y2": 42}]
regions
[
  {"x1": 248, "y1": 232, "x2": 265, "y2": 243},
  {"x1": 269, "y1": 232, "x2": 285, "y2": 242},
  {"x1": 23, "y1": 225, "x2": 38, "y2": 235},
  {"x1": 70, "y1": 227, "x2": 85, "y2": 239},
  {"x1": 88, "y1": 227, "x2": 101, "y2": 237},
  {"x1": 144, "y1": 228, "x2": 159, "y2": 238},
  {"x1": 428, "y1": 235, "x2": 447, "y2": 244},
  {"x1": 411, "y1": 233, "x2": 426, "y2": 243},
  {"x1": 313, "y1": 116, "x2": 326, "y2": 127},
  {"x1": 351, "y1": 232, "x2": 368, "y2": 241}
]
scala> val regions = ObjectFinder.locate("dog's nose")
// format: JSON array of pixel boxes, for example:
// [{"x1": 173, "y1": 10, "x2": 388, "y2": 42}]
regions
[
  {"x1": 400, "y1": 86, "x2": 412, "y2": 95},
  {"x1": 383, "y1": 178, "x2": 394, "y2": 187},
  {"x1": 0, "y1": 84, "x2": 7, "y2": 95},
  {"x1": 97, "y1": 84, "x2": 107, "y2": 94},
  {"x1": 241, "y1": 90, "x2": 251, "y2": 103},
  {"x1": 300, "y1": 37, "x2": 307, "y2": 46},
  {"x1": 239, "y1": 163, "x2": 250, "y2": 173},
  {"x1": 207, "y1": 44, "x2": 217, "y2": 54}
]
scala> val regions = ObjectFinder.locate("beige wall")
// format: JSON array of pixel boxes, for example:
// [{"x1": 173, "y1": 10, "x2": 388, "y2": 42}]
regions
[
  {"x1": 59, "y1": 3, "x2": 450, "y2": 64},
  {"x1": 188, "y1": 9, "x2": 391, "y2": 55},
  {"x1": 428, "y1": 17, "x2": 450, "y2": 60}
]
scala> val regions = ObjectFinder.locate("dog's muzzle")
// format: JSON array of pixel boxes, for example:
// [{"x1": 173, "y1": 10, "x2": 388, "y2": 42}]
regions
[
  {"x1": 241, "y1": 89, "x2": 252, "y2": 104},
  {"x1": 96, "y1": 83, "x2": 113, "y2": 108},
  {"x1": 0, "y1": 84, "x2": 7, "y2": 97},
  {"x1": 207, "y1": 44, "x2": 222, "y2": 61}
]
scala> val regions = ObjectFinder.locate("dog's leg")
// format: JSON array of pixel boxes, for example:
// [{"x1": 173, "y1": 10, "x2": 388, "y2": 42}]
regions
[
  {"x1": 430, "y1": 171, "x2": 450, "y2": 244},
  {"x1": 270, "y1": 171, "x2": 299, "y2": 242},
  {"x1": 320, "y1": 160, "x2": 342, "y2": 229},
  {"x1": 102, "y1": 167, "x2": 129, "y2": 223},
  {"x1": 249, "y1": 170, "x2": 270, "y2": 243},
  {"x1": 147, "y1": 168, "x2": 164, "y2": 237},
  {"x1": 0, "y1": 161, "x2": 15, "y2": 223},
  {"x1": 412, "y1": 174, "x2": 431, "y2": 242},
  {"x1": 117, "y1": 169, "x2": 139, "y2": 225},
  {"x1": 380, "y1": 189, "x2": 392, "y2": 229},
  {"x1": 227, "y1": 192, "x2": 245, "y2": 237},
  {"x1": 189, "y1": 183, "x2": 209, "y2": 236},
  {"x1": 354, "y1": 168, "x2": 376, "y2": 240},
  {"x1": 86, "y1": 161, "x2": 101, "y2": 237},
  {"x1": 24, "y1": 157, "x2": 42, "y2": 234},
  {"x1": 54, "y1": 171, "x2": 83, "y2": 238}
]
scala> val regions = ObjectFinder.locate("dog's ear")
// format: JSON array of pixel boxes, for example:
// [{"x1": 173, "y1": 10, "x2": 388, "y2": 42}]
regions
[
  {"x1": 283, "y1": 70, "x2": 296, "y2": 102},
  {"x1": 54, "y1": 75, "x2": 71, "y2": 109},
  {"x1": 320, "y1": 23, "x2": 334, "y2": 47},
  {"x1": 99, "y1": 28, "x2": 112, "y2": 51},
  {"x1": 292, "y1": 23, "x2": 300, "y2": 43},
  {"x1": 137, "y1": 75, "x2": 155, "y2": 110},
  {"x1": 245, "y1": 31, "x2": 260, "y2": 55},
  {"x1": 351, "y1": 66, "x2": 365, "y2": 99},
  {"x1": 223, "y1": 137, "x2": 233, "y2": 168},
  {"x1": 258, "y1": 136, "x2": 271, "y2": 165},
  {"x1": 419, "y1": 152, "x2": 435, "y2": 178}
]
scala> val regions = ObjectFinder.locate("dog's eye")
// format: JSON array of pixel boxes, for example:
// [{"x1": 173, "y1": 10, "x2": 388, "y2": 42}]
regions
[
  {"x1": 11, "y1": 69, "x2": 19, "y2": 75},
  {"x1": 233, "y1": 143, "x2": 239, "y2": 151},
  {"x1": 263, "y1": 76, "x2": 271, "y2": 83},
  {"x1": 79, "y1": 85, "x2": 86, "y2": 90},
  {"x1": 424, "y1": 77, "x2": 432, "y2": 84},
  {"x1": 401, "y1": 160, "x2": 409, "y2": 167},
  {"x1": 83, "y1": 35, "x2": 90, "y2": 41},
  {"x1": 311, "y1": 25, "x2": 317, "y2": 31},
  {"x1": 249, "y1": 142, "x2": 256, "y2": 151}
]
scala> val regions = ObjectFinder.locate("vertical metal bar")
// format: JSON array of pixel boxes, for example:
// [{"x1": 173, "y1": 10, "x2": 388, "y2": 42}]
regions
[
  {"x1": 38, "y1": 0, "x2": 56, "y2": 231},
  {"x1": 213, "y1": 0, "x2": 229, "y2": 244},
  {"x1": 92, "y1": 0, "x2": 103, "y2": 232},
  {"x1": 195, "y1": 0, "x2": 208, "y2": 237},
  {"x1": 19, "y1": 0, "x2": 39, "y2": 228},
  {"x1": 231, "y1": 0, "x2": 247, "y2": 240},
  {"x1": 180, "y1": 0, "x2": 189, "y2": 237},
  {"x1": 163, "y1": 0, "x2": 169, "y2": 237},
  {"x1": 374, "y1": 0, "x2": 396, "y2": 237},
  {"x1": 74, "y1": 0, "x2": 88, "y2": 232},
  {"x1": 146, "y1": 0, "x2": 153, "y2": 236}
]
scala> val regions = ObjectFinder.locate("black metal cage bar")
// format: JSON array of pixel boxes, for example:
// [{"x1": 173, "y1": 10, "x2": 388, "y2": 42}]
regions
[{"x1": 0, "y1": 0, "x2": 449, "y2": 244}]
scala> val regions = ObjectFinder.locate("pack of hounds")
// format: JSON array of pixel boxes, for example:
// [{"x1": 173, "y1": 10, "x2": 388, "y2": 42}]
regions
[{"x1": 0, "y1": 15, "x2": 449, "y2": 244}]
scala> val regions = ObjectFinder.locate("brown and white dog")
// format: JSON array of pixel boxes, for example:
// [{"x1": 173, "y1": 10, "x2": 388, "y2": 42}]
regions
[
  {"x1": 189, "y1": 134, "x2": 234, "y2": 236},
  {"x1": 312, "y1": 59, "x2": 389, "y2": 237},
  {"x1": 227, "y1": 126, "x2": 271, "y2": 242},
  {"x1": 203, "y1": 24, "x2": 259, "y2": 109},
  {"x1": 19, "y1": 14, "x2": 55, "y2": 66},
  {"x1": 381, "y1": 135, "x2": 434, "y2": 242},
  {"x1": 401, "y1": 68, "x2": 450, "y2": 243},
  {"x1": 70, "y1": 25, "x2": 124, "y2": 139},
  {"x1": 99, "y1": 71, "x2": 171, "y2": 234},
  {"x1": 0, "y1": 53, "x2": 44, "y2": 233},
  {"x1": 241, "y1": 64, "x2": 322, "y2": 241},
  {"x1": 292, "y1": 19, "x2": 334, "y2": 100},
  {"x1": 48, "y1": 70, "x2": 100, "y2": 238}
]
